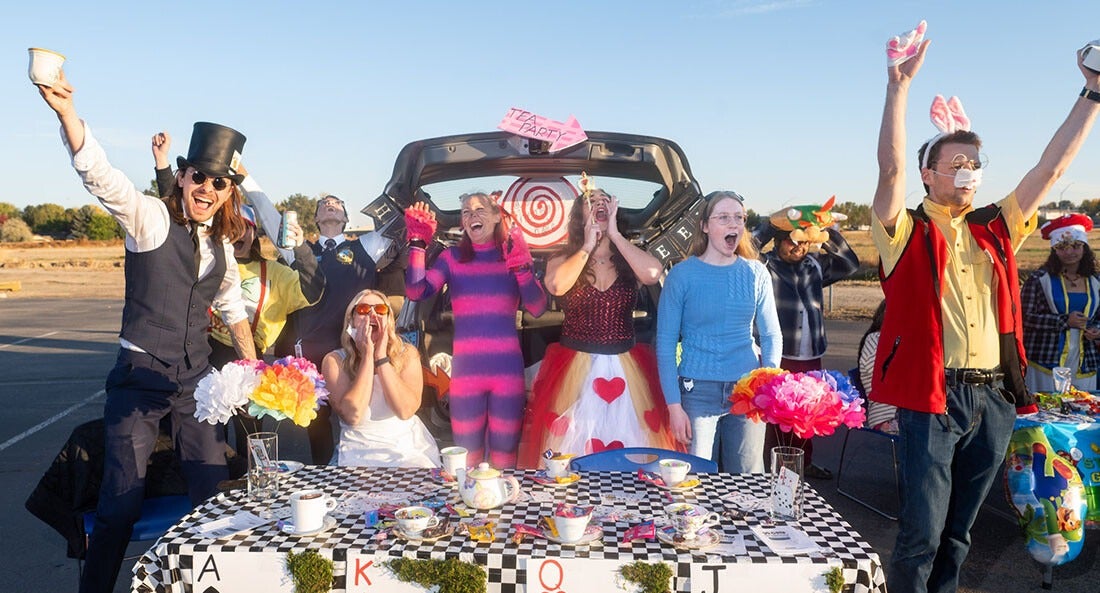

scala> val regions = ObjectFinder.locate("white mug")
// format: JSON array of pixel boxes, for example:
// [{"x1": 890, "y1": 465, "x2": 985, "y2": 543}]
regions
[
  {"x1": 658, "y1": 458, "x2": 691, "y2": 486},
  {"x1": 553, "y1": 512, "x2": 591, "y2": 543},
  {"x1": 1083, "y1": 44, "x2": 1100, "y2": 74},
  {"x1": 439, "y1": 446, "x2": 468, "y2": 477},
  {"x1": 28, "y1": 48, "x2": 65, "y2": 87},
  {"x1": 290, "y1": 489, "x2": 336, "y2": 533},
  {"x1": 395, "y1": 506, "x2": 440, "y2": 536}
]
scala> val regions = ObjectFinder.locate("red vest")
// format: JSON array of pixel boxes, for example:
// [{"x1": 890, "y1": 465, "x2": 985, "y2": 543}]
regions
[{"x1": 872, "y1": 204, "x2": 1032, "y2": 413}]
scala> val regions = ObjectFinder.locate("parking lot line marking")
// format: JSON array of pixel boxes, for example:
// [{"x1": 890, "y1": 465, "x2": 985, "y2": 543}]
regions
[
  {"x1": 0, "y1": 390, "x2": 104, "y2": 452},
  {"x1": 0, "y1": 331, "x2": 59, "y2": 350}
]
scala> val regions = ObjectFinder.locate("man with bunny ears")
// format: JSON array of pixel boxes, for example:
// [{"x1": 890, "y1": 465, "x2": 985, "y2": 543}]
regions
[{"x1": 871, "y1": 21, "x2": 1100, "y2": 593}]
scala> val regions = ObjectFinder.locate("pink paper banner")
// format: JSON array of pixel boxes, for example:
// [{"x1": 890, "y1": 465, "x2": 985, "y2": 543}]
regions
[{"x1": 498, "y1": 107, "x2": 588, "y2": 152}]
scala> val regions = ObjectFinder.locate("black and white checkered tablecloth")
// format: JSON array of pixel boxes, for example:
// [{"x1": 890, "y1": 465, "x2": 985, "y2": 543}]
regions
[{"x1": 132, "y1": 466, "x2": 886, "y2": 593}]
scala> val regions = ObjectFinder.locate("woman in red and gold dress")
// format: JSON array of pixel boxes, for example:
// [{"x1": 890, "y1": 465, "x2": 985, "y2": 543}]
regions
[{"x1": 519, "y1": 178, "x2": 680, "y2": 468}]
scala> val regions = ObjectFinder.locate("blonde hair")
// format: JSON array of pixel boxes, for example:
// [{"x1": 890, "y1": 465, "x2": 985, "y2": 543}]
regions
[
  {"x1": 689, "y1": 191, "x2": 758, "y2": 260},
  {"x1": 339, "y1": 289, "x2": 409, "y2": 378}
]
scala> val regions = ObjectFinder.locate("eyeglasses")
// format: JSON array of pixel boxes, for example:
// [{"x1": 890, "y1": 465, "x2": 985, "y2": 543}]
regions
[
  {"x1": 708, "y1": 213, "x2": 748, "y2": 226},
  {"x1": 190, "y1": 170, "x2": 230, "y2": 191},
  {"x1": 1054, "y1": 241, "x2": 1086, "y2": 251},
  {"x1": 354, "y1": 303, "x2": 390, "y2": 316},
  {"x1": 930, "y1": 154, "x2": 987, "y2": 172}
]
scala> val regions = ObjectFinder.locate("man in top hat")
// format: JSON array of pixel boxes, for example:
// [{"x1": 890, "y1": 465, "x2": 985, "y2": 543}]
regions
[
  {"x1": 35, "y1": 72, "x2": 257, "y2": 593},
  {"x1": 754, "y1": 198, "x2": 860, "y2": 479},
  {"x1": 870, "y1": 29, "x2": 1100, "y2": 593}
]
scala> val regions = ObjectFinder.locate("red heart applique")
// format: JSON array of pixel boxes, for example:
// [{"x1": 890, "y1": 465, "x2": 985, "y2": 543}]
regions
[
  {"x1": 643, "y1": 408, "x2": 664, "y2": 433},
  {"x1": 588, "y1": 438, "x2": 624, "y2": 453},
  {"x1": 548, "y1": 413, "x2": 570, "y2": 437},
  {"x1": 593, "y1": 377, "x2": 626, "y2": 404}
]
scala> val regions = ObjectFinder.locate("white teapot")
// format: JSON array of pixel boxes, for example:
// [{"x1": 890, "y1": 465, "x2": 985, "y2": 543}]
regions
[{"x1": 459, "y1": 462, "x2": 520, "y2": 510}]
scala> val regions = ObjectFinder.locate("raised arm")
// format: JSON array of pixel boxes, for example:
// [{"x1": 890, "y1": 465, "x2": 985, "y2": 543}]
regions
[
  {"x1": 874, "y1": 40, "x2": 930, "y2": 231},
  {"x1": 36, "y1": 70, "x2": 84, "y2": 153},
  {"x1": 1013, "y1": 48, "x2": 1100, "y2": 219},
  {"x1": 606, "y1": 196, "x2": 662, "y2": 285}
]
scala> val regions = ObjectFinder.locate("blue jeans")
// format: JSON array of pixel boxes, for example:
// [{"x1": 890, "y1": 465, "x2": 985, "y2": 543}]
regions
[
  {"x1": 888, "y1": 381, "x2": 1015, "y2": 593},
  {"x1": 680, "y1": 378, "x2": 766, "y2": 473}
]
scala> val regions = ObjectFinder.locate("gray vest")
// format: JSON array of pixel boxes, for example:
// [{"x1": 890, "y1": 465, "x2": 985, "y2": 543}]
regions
[{"x1": 119, "y1": 221, "x2": 226, "y2": 369}]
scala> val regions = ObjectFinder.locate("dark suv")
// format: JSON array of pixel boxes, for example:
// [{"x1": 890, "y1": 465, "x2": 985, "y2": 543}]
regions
[{"x1": 361, "y1": 131, "x2": 706, "y2": 432}]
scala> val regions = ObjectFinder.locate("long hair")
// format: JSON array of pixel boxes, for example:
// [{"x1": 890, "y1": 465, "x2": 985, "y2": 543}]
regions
[
  {"x1": 456, "y1": 192, "x2": 507, "y2": 263},
  {"x1": 338, "y1": 289, "x2": 409, "y2": 379},
  {"x1": 688, "y1": 191, "x2": 758, "y2": 260},
  {"x1": 166, "y1": 172, "x2": 247, "y2": 242},
  {"x1": 558, "y1": 189, "x2": 632, "y2": 286},
  {"x1": 1039, "y1": 244, "x2": 1099, "y2": 277},
  {"x1": 857, "y1": 299, "x2": 887, "y2": 359}
]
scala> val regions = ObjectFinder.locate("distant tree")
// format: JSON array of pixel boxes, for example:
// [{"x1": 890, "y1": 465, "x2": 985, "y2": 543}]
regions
[
  {"x1": 69, "y1": 204, "x2": 124, "y2": 240},
  {"x1": 1057, "y1": 199, "x2": 1074, "y2": 211},
  {"x1": 1, "y1": 217, "x2": 34, "y2": 242},
  {"x1": 0, "y1": 202, "x2": 19, "y2": 219},
  {"x1": 832, "y1": 201, "x2": 872, "y2": 229},
  {"x1": 278, "y1": 194, "x2": 319, "y2": 237},
  {"x1": 22, "y1": 203, "x2": 69, "y2": 236},
  {"x1": 745, "y1": 208, "x2": 761, "y2": 230},
  {"x1": 1079, "y1": 198, "x2": 1100, "y2": 219},
  {"x1": 144, "y1": 177, "x2": 161, "y2": 198}
]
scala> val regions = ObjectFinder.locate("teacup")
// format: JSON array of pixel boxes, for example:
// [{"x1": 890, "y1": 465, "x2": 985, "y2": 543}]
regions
[
  {"x1": 664, "y1": 502, "x2": 720, "y2": 540},
  {"x1": 395, "y1": 505, "x2": 440, "y2": 536},
  {"x1": 545, "y1": 454, "x2": 575, "y2": 479},
  {"x1": 1084, "y1": 44, "x2": 1100, "y2": 74},
  {"x1": 440, "y1": 446, "x2": 468, "y2": 478},
  {"x1": 28, "y1": 48, "x2": 65, "y2": 87},
  {"x1": 658, "y1": 459, "x2": 691, "y2": 487},
  {"x1": 553, "y1": 510, "x2": 592, "y2": 543},
  {"x1": 289, "y1": 489, "x2": 337, "y2": 534}
]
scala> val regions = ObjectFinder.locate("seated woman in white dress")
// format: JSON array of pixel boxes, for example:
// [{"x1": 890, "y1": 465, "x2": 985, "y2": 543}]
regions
[{"x1": 323, "y1": 289, "x2": 440, "y2": 467}]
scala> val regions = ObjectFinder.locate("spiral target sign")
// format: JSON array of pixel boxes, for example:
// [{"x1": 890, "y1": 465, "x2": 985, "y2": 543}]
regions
[{"x1": 498, "y1": 177, "x2": 579, "y2": 248}]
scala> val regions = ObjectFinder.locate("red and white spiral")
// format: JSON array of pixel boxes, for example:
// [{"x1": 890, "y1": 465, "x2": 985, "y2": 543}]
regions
[{"x1": 498, "y1": 177, "x2": 579, "y2": 249}]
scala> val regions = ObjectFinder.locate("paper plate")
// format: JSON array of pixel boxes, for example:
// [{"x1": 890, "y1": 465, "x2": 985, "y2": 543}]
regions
[{"x1": 280, "y1": 514, "x2": 337, "y2": 537}]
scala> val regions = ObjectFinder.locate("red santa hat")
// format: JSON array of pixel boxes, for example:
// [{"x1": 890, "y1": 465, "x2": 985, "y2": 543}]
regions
[{"x1": 1040, "y1": 213, "x2": 1092, "y2": 247}]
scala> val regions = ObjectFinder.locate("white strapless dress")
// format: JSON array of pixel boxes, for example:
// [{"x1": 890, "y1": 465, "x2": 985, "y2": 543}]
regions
[{"x1": 332, "y1": 375, "x2": 440, "y2": 468}]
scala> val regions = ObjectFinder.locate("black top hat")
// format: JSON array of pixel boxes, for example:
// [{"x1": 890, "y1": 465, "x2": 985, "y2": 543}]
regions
[{"x1": 176, "y1": 122, "x2": 247, "y2": 184}]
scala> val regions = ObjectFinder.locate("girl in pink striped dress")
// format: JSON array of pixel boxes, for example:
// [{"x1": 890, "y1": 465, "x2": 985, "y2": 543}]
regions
[{"x1": 405, "y1": 194, "x2": 547, "y2": 468}]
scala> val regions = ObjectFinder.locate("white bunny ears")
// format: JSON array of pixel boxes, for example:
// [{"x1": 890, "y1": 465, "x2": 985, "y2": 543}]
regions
[
  {"x1": 886, "y1": 20, "x2": 927, "y2": 67},
  {"x1": 921, "y1": 95, "x2": 972, "y2": 169}
]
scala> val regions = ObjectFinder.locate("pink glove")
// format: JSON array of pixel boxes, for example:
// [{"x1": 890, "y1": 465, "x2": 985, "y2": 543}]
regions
[
  {"x1": 404, "y1": 207, "x2": 437, "y2": 244},
  {"x1": 503, "y1": 225, "x2": 533, "y2": 271}
]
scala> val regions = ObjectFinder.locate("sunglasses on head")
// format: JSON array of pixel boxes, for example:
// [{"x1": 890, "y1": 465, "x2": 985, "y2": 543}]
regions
[
  {"x1": 354, "y1": 303, "x2": 390, "y2": 316},
  {"x1": 190, "y1": 170, "x2": 230, "y2": 191}
]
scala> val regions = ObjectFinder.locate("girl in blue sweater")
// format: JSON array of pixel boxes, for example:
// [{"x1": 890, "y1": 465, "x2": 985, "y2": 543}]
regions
[{"x1": 656, "y1": 191, "x2": 782, "y2": 473}]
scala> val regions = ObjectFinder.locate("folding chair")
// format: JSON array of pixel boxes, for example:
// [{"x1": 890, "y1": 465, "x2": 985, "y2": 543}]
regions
[
  {"x1": 835, "y1": 367, "x2": 900, "y2": 520},
  {"x1": 569, "y1": 447, "x2": 718, "y2": 473},
  {"x1": 78, "y1": 495, "x2": 193, "y2": 577}
]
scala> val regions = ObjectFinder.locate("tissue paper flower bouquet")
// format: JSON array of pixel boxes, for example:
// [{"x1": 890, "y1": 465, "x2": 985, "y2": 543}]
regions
[
  {"x1": 194, "y1": 356, "x2": 329, "y2": 427},
  {"x1": 730, "y1": 368, "x2": 866, "y2": 439}
]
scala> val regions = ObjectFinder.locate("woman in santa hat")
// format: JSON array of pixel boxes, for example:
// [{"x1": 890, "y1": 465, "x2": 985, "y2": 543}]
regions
[{"x1": 1021, "y1": 213, "x2": 1100, "y2": 392}]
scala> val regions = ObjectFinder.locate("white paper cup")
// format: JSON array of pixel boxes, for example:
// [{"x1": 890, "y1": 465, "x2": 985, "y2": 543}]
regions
[
  {"x1": 290, "y1": 489, "x2": 336, "y2": 533},
  {"x1": 658, "y1": 458, "x2": 690, "y2": 486},
  {"x1": 440, "y1": 446, "x2": 467, "y2": 477},
  {"x1": 545, "y1": 454, "x2": 574, "y2": 478},
  {"x1": 28, "y1": 47, "x2": 65, "y2": 87},
  {"x1": 1084, "y1": 45, "x2": 1100, "y2": 73},
  {"x1": 395, "y1": 506, "x2": 439, "y2": 536},
  {"x1": 553, "y1": 512, "x2": 591, "y2": 542}
]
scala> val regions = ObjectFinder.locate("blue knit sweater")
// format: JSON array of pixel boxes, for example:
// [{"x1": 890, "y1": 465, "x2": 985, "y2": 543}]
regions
[{"x1": 656, "y1": 256, "x2": 782, "y2": 405}]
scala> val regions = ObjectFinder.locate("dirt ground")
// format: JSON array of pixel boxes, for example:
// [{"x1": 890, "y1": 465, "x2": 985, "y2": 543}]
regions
[{"x1": 0, "y1": 241, "x2": 884, "y2": 317}]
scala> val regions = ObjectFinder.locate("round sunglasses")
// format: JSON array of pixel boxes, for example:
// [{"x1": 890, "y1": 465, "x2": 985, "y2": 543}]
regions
[
  {"x1": 354, "y1": 302, "x2": 390, "y2": 316},
  {"x1": 190, "y1": 170, "x2": 230, "y2": 191}
]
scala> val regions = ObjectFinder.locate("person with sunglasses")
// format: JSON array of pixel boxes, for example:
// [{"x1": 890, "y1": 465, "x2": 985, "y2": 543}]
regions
[
  {"x1": 753, "y1": 201, "x2": 860, "y2": 479},
  {"x1": 405, "y1": 193, "x2": 548, "y2": 468},
  {"x1": 656, "y1": 191, "x2": 782, "y2": 473},
  {"x1": 322, "y1": 289, "x2": 439, "y2": 467},
  {"x1": 1021, "y1": 214, "x2": 1100, "y2": 393},
  {"x1": 34, "y1": 71, "x2": 257, "y2": 593},
  {"x1": 870, "y1": 26, "x2": 1099, "y2": 593},
  {"x1": 519, "y1": 179, "x2": 679, "y2": 468}
]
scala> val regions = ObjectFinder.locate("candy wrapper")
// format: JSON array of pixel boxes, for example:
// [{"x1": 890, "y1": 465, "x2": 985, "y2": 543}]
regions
[
  {"x1": 512, "y1": 523, "x2": 544, "y2": 544},
  {"x1": 430, "y1": 467, "x2": 458, "y2": 484},
  {"x1": 539, "y1": 516, "x2": 559, "y2": 539},
  {"x1": 554, "y1": 502, "x2": 594, "y2": 518},
  {"x1": 444, "y1": 503, "x2": 471, "y2": 518},
  {"x1": 466, "y1": 520, "x2": 496, "y2": 542},
  {"x1": 622, "y1": 520, "x2": 656, "y2": 544},
  {"x1": 412, "y1": 496, "x2": 447, "y2": 510},
  {"x1": 377, "y1": 503, "x2": 403, "y2": 519},
  {"x1": 636, "y1": 468, "x2": 666, "y2": 487}
]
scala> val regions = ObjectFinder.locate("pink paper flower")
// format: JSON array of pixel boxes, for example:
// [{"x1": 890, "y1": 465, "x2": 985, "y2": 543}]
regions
[{"x1": 730, "y1": 368, "x2": 865, "y2": 439}]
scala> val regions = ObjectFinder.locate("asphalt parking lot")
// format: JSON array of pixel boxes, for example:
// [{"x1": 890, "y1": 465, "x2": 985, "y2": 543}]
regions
[{"x1": 1, "y1": 298, "x2": 1095, "y2": 592}]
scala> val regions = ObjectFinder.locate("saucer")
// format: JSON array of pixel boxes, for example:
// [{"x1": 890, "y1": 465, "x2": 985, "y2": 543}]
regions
[
  {"x1": 656, "y1": 526, "x2": 720, "y2": 550},
  {"x1": 530, "y1": 471, "x2": 582, "y2": 487},
  {"x1": 280, "y1": 514, "x2": 337, "y2": 537},
  {"x1": 276, "y1": 460, "x2": 304, "y2": 474},
  {"x1": 544, "y1": 524, "x2": 603, "y2": 546},
  {"x1": 394, "y1": 522, "x2": 456, "y2": 542},
  {"x1": 653, "y1": 477, "x2": 701, "y2": 492}
]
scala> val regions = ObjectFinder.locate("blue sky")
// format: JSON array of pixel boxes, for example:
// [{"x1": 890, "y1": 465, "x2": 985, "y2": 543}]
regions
[{"x1": 5, "y1": 1, "x2": 1100, "y2": 227}]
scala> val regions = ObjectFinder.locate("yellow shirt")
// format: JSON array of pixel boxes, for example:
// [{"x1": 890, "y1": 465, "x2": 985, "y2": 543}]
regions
[{"x1": 872, "y1": 194, "x2": 1037, "y2": 368}]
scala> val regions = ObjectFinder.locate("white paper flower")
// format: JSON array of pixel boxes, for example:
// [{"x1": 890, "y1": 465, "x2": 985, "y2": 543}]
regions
[{"x1": 194, "y1": 362, "x2": 262, "y2": 424}]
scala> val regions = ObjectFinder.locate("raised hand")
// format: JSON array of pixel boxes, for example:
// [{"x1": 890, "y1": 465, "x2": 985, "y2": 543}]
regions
[
  {"x1": 605, "y1": 194, "x2": 622, "y2": 240},
  {"x1": 151, "y1": 132, "x2": 172, "y2": 169},
  {"x1": 886, "y1": 20, "x2": 927, "y2": 67},
  {"x1": 405, "y1": 201, "x2": 438, "y2": 244},
  {"x1": 36, "y1": 69, "x2": 76, "y2": 117},
  {"x1": 503, "y1": 224, "x2": 533, "y2": 271}
]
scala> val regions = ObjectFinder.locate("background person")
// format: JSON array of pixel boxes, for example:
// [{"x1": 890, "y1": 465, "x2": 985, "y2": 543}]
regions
[
  {"x1": 755, "y1": 201, "x2": 860, "y2": 479},
  {"x1": 870, "y1": 28, "x2": 1099, "y2": 593},
  {"x1": 1022, "y1": 213, "x2": 1100, "y2": 392},
  {"x1": 404, "y1": 194, "x2": 547, "y2": 468},
  {"x1": 324, "y1": 289, "x2": 439, "y2": 467},
  {"x1": 35, "y1": 71, "x2": 257, "y2": 593},
  {"x1": 858, "y1": 300, "x2": 896, "y2": 433},
  {"x1": 656, "y1": 191, "x2": 781, "y2": 473},
  {"x1": 519, "y1": 182, "x2": 678, "y2": 468}
]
